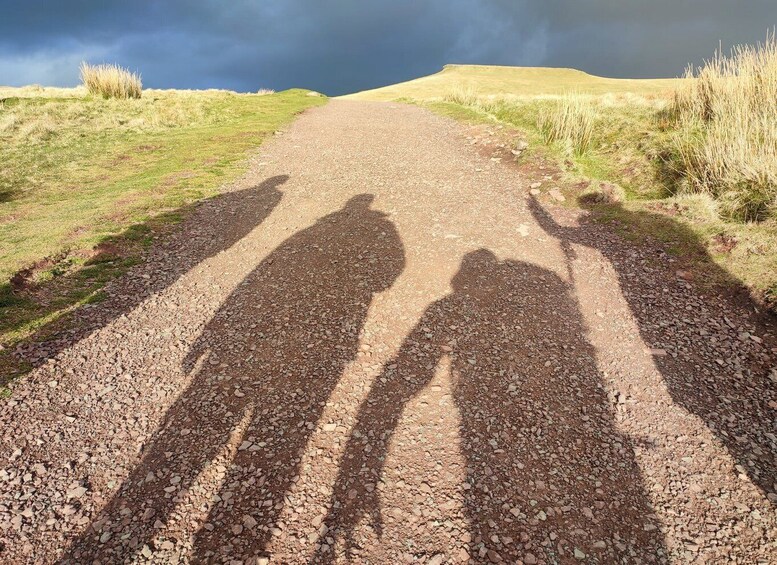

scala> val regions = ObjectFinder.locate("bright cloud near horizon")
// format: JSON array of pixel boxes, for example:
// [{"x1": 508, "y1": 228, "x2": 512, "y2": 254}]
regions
[{"x1": 1, "y1": 1, "x2": 775, "y2": 96}]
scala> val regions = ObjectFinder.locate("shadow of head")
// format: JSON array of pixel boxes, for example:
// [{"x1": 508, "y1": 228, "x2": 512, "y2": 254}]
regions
[
  {"x1": 451, "y1": 248, "x2": 572, "y2": 301},
  {"x1": 202, "y1": 174, "x2": 289, "y2": 254},
  {"x1": 257, "y1": 174, "x2": 289, "y2": 193},
  {"x1": 336, "y1": 193, "x2": 403, "y2": 294},
  {"x1": 343, "y1": 193, "x2": 376, "y2": 210},
  {"x1": 451, "y1": 249, "x2": 500, "y2": 293}
]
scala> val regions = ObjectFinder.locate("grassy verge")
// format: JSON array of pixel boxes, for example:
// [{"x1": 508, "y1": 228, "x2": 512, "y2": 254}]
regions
[
  {"x1": 418, "y1": 93, "x2": 777, "y2": 311},
  {"x1": 1, "y1": 87, "x2": 326, "y2": 383},
  {"x1": 669, "y1": 36, "x2": 777, "y2": 221}
]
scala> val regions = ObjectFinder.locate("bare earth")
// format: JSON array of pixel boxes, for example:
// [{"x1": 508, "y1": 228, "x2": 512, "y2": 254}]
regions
[{"x1": 1, "y1": 101, "x2": 776, "y2": 564}]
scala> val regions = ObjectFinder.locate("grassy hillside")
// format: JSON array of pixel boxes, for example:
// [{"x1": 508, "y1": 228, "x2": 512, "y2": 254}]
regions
[
  {"x1": 345, "y1": 64, "x2": 682, "y2": 100},
  {"x1": 1, "y1": 86, "x2": 326, "y2": 381},
  {"x1": 347, "y1": 62, "x2": 777, "y2": 312}
]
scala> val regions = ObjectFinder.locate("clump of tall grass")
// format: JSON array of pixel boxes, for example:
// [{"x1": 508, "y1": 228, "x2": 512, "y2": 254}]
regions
[
  {"x1": 537, "y1": 94, "x2": 597, "y2": 155},
  {"x1": 80, "y1": 62, "x2": 142, "y2": 99},
  {"x1": 444, "y1": 84, "x2": 478, "y2": 106},
  {"x1": 669, "y1": 35, "x2": 777, "y2": 221}
]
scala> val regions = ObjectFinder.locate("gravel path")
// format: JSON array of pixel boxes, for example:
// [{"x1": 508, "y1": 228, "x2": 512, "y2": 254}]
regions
[{"x1": 1, "y1": 100, "x2": 775, "y2": 564}]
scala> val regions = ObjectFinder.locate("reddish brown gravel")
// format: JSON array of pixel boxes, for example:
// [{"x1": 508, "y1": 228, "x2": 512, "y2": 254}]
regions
[{"x1": 1, "y1": 100, "x2": 776, "y2": 564}]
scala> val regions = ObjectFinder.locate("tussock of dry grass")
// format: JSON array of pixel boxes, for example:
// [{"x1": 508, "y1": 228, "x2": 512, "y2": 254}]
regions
[
  {"x1": 80, "y1": 62, "x2": 142, "y2": 99},
  {"x1": 670, "y1": 35, "x2": 777, "y2": 221},
  {"x1": 444, "y1": 85, "x2": 479, "y2": 106},
  {"x1": 537, "y1": 94, "x2": 597, "y2": 155}
]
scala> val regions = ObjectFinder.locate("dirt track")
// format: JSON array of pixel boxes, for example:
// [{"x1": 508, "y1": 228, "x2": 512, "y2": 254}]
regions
[{"x1": 1, "y1": 100, "x2": 775, "y2": 564}]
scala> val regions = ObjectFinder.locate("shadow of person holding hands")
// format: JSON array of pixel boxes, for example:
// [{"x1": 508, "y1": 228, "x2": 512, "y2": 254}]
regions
[
  {"x1": 528, "y1": 195, "x2": 777, "y2": 504},
  {"x1": 316, "y1": 249, "x2": 665, "y2": 563},
  {"x1": 64, "y1": 194, "x2": 405, "y2": 563}
]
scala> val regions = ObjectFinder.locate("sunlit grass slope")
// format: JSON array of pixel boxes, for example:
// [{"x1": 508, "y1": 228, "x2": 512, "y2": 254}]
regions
[
  {"x1": 0, "y1": 87, "x2": 324, "y2": 284},
  {"x1": 344, "y1": 64, "x2": 682, "y2": 100}
]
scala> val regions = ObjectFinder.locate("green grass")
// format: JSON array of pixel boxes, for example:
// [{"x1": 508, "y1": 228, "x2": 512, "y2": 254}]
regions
[
  {"x1": 0, "y1": 86, "x2": 326, "y2": 381},
  {"x1": 426, "y1": 93, "x2": 675, "y2": 199},
  {"x1": 350, "y1": 65, "x2": 777, "y2": 312},
  {"x1": 0, "y1": 87, "x2": 325, "y2": 284}
]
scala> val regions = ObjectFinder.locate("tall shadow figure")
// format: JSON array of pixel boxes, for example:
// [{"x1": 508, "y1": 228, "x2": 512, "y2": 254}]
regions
[
  {"x1": 528, "y1": 196, "x2": 777, "y2": 502},
  {"x1": 6, "y1": 175, "x2": 288, "y2": 380},
  {"x1": 64, "y1": 195, "x2": 405, "y2": 562},
  {"x1": 316, "y1": 250, "x2": 665, "y2": 563}
]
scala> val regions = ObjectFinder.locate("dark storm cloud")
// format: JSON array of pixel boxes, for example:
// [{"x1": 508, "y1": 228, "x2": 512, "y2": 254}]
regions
[{"x1": 1, "y1": 1, "x2": 774, "y2": 95}]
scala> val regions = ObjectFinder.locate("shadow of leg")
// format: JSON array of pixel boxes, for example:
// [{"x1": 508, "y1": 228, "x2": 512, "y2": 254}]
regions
[
  {"x1": 312, "y1": 355, "x2": 440, "y2": 562},
  {"x1": 62, "y1": 376, "x2": 245, "y2": 562}
]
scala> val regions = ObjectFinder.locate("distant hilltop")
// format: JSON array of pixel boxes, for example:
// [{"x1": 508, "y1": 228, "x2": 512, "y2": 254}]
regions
[{"x1": 344, "y1": 64, "x2": 681, "y2": 100}]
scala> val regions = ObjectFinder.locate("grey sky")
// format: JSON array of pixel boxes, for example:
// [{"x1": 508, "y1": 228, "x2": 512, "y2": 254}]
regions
[{"x1": 1, "y1": 1, "x2": 774, "y2": 95}]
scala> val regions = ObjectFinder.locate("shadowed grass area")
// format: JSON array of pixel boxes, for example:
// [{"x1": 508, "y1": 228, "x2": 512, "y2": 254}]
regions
[
  {"x1": 2, "y1": 217, "x2": 153, "y2": 352},
  {"x1": 0, "y1": 88, "x2": 326, "y2": 381},
  {"x1": 668, "y1": 35, "x2": 777, "y2": 221},
  {"x1": 0, "y1": 204, "x2": 197, "y2": 388},
  {"x1": 581, "y1": 196, "x2": 777, "y2": 304}
]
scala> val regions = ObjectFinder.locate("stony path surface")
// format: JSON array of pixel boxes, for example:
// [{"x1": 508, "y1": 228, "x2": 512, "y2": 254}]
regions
[{"x1": 1, "y1": 100, "x2": 776, "y2": 564}]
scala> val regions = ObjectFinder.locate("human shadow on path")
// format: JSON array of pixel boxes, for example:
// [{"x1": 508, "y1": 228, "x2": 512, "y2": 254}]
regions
[
  {"x1": 315, "y1": 250, "x2": 666, "y2": 563},
  {"x1": 5, "y1": 175, "x2": 288, "y2": 381},
  {"x1": 64, "y1": 195, "x2": 405, "y2": 562},
  {"x1": 528, "y1": 196, "x2": 777, "y2": 503}
]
